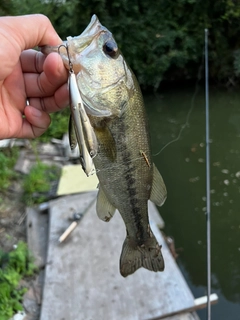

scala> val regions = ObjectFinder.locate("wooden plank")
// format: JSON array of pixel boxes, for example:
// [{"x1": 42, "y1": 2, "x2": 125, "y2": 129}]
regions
[
  {"x1": 157, "y1": 294, "x2": 218, "y2": 319},
  {"x1": 26, "y1": 206, "x2": 49, "y2": 268},
  {"x1": 41, "y1": 192, "x2": 197, "y2": 320},
  {"x1": 25, "y1": 206, "x2": 50, "y2": 320},
  {"x1": 164, "y1": 312, "x2": 200, "y2": 320},
  {"x1": 157, "y1": 293, "x2": 218, "y2": 320},
  {"x1": 194, "y1": 293, "x2": 218, "y2": 309}
]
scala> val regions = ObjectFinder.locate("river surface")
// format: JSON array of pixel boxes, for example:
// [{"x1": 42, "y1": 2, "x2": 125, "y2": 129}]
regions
[{"x1": 145, "y1": 87, "x2": 240, "y2": 320}]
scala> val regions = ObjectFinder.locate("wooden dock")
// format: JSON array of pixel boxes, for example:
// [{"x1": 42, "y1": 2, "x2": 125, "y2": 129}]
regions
[{"x1": 25, "y1": 188, "x2": 217, "y2": 320}]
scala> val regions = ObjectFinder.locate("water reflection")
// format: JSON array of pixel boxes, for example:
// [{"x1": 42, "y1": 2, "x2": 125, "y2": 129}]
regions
[{"x1": 145, "y1": 88, "x2": 240, "y2": 319}]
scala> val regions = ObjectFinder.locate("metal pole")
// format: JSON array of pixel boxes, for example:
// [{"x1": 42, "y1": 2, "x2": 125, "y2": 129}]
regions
[{"x1": 205, "y1": 28, "x2": 211, "y2": 320}]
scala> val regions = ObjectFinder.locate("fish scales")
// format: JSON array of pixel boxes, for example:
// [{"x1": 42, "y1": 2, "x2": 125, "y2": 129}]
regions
[
  {"x1": 91, "y1": 77, "x2": 165, "y2": 276},
  {"x1": 94, "y1": 90, "x2": 152, "y2": 242},
  {"x1": 41, "y1": 14, "x2": 167, "y2": 277}
]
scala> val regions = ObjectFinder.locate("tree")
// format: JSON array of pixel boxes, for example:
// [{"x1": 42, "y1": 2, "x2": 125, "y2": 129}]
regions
[{"x1": 3, "y1": 0, "x2": 240, "y2": 89}]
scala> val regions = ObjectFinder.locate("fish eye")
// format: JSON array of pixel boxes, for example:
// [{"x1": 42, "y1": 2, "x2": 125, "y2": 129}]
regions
[{"x1": 103, "y1": 40, "x2": 118, "y2": 58}]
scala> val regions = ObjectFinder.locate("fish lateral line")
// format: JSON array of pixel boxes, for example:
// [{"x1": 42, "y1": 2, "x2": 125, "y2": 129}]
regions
[{"x1": 94, "y1": 155, "x2": 147, "y2": 174}]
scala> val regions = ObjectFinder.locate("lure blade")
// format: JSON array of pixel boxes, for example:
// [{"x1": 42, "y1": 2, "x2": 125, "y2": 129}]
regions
[{"x1": 69, "y1": 71, "x2": 96, "y2": 176}]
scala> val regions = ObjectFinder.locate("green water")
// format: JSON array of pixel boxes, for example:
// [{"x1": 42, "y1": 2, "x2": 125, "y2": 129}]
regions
[{"x1": 145, "y1": 88, "x2": 240, "y2": 320}]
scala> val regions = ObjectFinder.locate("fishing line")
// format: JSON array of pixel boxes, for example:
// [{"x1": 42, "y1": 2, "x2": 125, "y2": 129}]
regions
[
  {"x1": 205, "y1": 28, "x2": 212, "y2": 320},
  {"x1": 153, "y1": 51, "x2": 204, "y2": 157},
  {"x1": 95, "y1": 60, "x2": 204, "y2": 175},
  {"x1": 93, "y1": 38, "x2": 206, "y2": 174},
  {"x1": 88, "y1": 27, "x2": 212, "y2": 320}
]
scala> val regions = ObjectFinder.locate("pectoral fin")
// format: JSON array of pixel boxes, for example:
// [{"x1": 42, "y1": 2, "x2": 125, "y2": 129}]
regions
[
  {"x1": 150, "y1": 164, "x2": 167, "y2": 207},
  {"x1": 96, "y1": 186, "x2": 116, "y2": 222},
  {"x1": 95, "y1": 126, "x2": 116, "y2": 162}
]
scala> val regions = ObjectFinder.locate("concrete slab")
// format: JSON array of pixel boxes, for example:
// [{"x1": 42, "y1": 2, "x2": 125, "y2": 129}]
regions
[{"x1": 40, "y1": 192, "x2": 198, "y2": 320}]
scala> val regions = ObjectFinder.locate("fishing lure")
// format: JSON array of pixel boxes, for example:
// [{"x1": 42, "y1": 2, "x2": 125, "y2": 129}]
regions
[{"x1": 64, "y1": 44, "x2": 98, "y2": 176}]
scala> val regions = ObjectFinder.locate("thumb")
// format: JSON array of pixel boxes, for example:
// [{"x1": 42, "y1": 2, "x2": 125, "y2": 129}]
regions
[{"x1": 1, "y1": 14, "x2": 62, "y2": 50}]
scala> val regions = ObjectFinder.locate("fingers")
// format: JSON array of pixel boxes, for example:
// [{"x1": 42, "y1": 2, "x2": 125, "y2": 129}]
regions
[
  {"x1": 21, "y1": 105, "x2": 51, "y2": 138},
  {"x1": 19, "y1": 50, "x2": 69, "y2": 137},
  {"x1": 0, "y1": 14, "x2": 69, "y2": 139},
  {"x1": 28, "y1": 82, "x2": 69, "y2": 113},
  {"x1": 0, "y1": 15, "x2": 63, "y2": 80},
  {"x1": 21, "y1": 50, "x2": 69, "y2": 113},
  {"x1": 21, "y1": 51, "x2": 68, "y2": 97},
  {"x1": 20, "y1": 49, "x2": 45, "y2": 73},
  {"x1": 12, "y1": 87, "x2": 69, "y2": 139},
  {"x1": 43, "y1": 52, "x2": 68, "y2": 89}
]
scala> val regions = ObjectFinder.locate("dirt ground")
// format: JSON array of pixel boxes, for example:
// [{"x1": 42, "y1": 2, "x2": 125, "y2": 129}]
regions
[
  {"x1": 0, "y1": 181, "x2": 26, "y2": 253},
  {"x1": 0, "y1": 141, "x2": 67, "y2": 254},
  {"x1": 0, "y1": 142, "x2": 64, "y2": 320}
]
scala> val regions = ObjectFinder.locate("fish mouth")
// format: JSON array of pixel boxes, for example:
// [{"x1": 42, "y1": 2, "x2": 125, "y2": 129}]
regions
[
  {"x1": 66, "y1": 14, "x2": 127, "y2": 118},
  {"x1": 66, "y1": 15, "x2": 108, "y2": 54},
  {"x1": 79, "y1": 14, "x2": 106, "y2": 38}
]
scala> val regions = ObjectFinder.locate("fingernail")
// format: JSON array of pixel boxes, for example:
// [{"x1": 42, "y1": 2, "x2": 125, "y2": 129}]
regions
[{"x1": 31, "y1": 107, "x2": 42, "y2": 117}]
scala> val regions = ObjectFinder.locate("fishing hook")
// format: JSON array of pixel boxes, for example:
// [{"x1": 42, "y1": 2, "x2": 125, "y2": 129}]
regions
[{"x1": 57, "y1": 43, "x2": 74, "y2": 73}]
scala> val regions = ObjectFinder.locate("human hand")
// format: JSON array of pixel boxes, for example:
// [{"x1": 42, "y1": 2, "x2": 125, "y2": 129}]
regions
[{"x1": 0, "y1": 14, "x2": 68, "y2": 139}]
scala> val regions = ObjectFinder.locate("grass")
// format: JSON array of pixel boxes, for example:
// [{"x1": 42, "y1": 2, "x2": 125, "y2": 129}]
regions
[
  {"x1": 22, "y1": 161, "x2": 61, "y2": 206},
  {"x1": 0, "y1": 109, "x2": 69, "y2": 193},
  {"x1": 39, "y1": 108, "x2": 69, "y2": 142},
  {"x1": 0, "y1": 241, "x2": 36, "y2": 320},
  {"x1": 0, "y1": 147, "x2": 19, "y2": 191},
  {"x1": 0, "y1": 146, "x2": 61, "y2": 206},
  {"x1": 21, "y1": 111, "x2": 68, "y2": 204},
  {"x1": 0, "y1": 109, "x2": 69, "y2": 317}
]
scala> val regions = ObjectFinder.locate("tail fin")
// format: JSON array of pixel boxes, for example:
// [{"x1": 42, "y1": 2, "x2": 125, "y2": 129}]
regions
[{"x1": 120, "y1": 233, "x2": 164, "y2": 277}]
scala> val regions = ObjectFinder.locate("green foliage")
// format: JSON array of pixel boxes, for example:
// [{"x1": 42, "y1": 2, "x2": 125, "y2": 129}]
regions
[
  {"x1": 0, "y1": 0, "x2": 15, "y2": 15},
  {"x1": 233, "y1": 49, "x2": 240, "y2": 76},
  {"x1": 0, "y1": 148, "x2": 19, "y2": 191},
  {"x1": 0, "y1": 242, "x2": 36, "y2": 320},
  {"x1": 39, "y1": 108, "x2": 70, "y2": 142},
  {"x1": 22, "y1": 161, "x2": 60, "y2": 205},
  {"x1": 2, "y1": 0, "x2": 240, "y2": 88}
]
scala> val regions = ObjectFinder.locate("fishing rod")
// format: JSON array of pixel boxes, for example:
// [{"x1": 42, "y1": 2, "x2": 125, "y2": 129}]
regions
[{"x1": 205, "y1": 28, "x2": 211, "y2": 320}]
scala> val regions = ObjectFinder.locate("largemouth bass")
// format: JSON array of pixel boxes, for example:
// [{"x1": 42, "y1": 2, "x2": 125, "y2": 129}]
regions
[{"x1": 42, "y1": 15, "x2": 167, "y2": 277}]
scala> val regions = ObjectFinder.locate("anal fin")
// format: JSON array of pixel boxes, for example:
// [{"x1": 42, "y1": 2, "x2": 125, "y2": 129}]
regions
[
  {"x1": 96, "y1": 185, "x2": 116, "y2": 222},
  {"x1": 150, "y1": 163, "x2": 167, "y2": 207}
]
